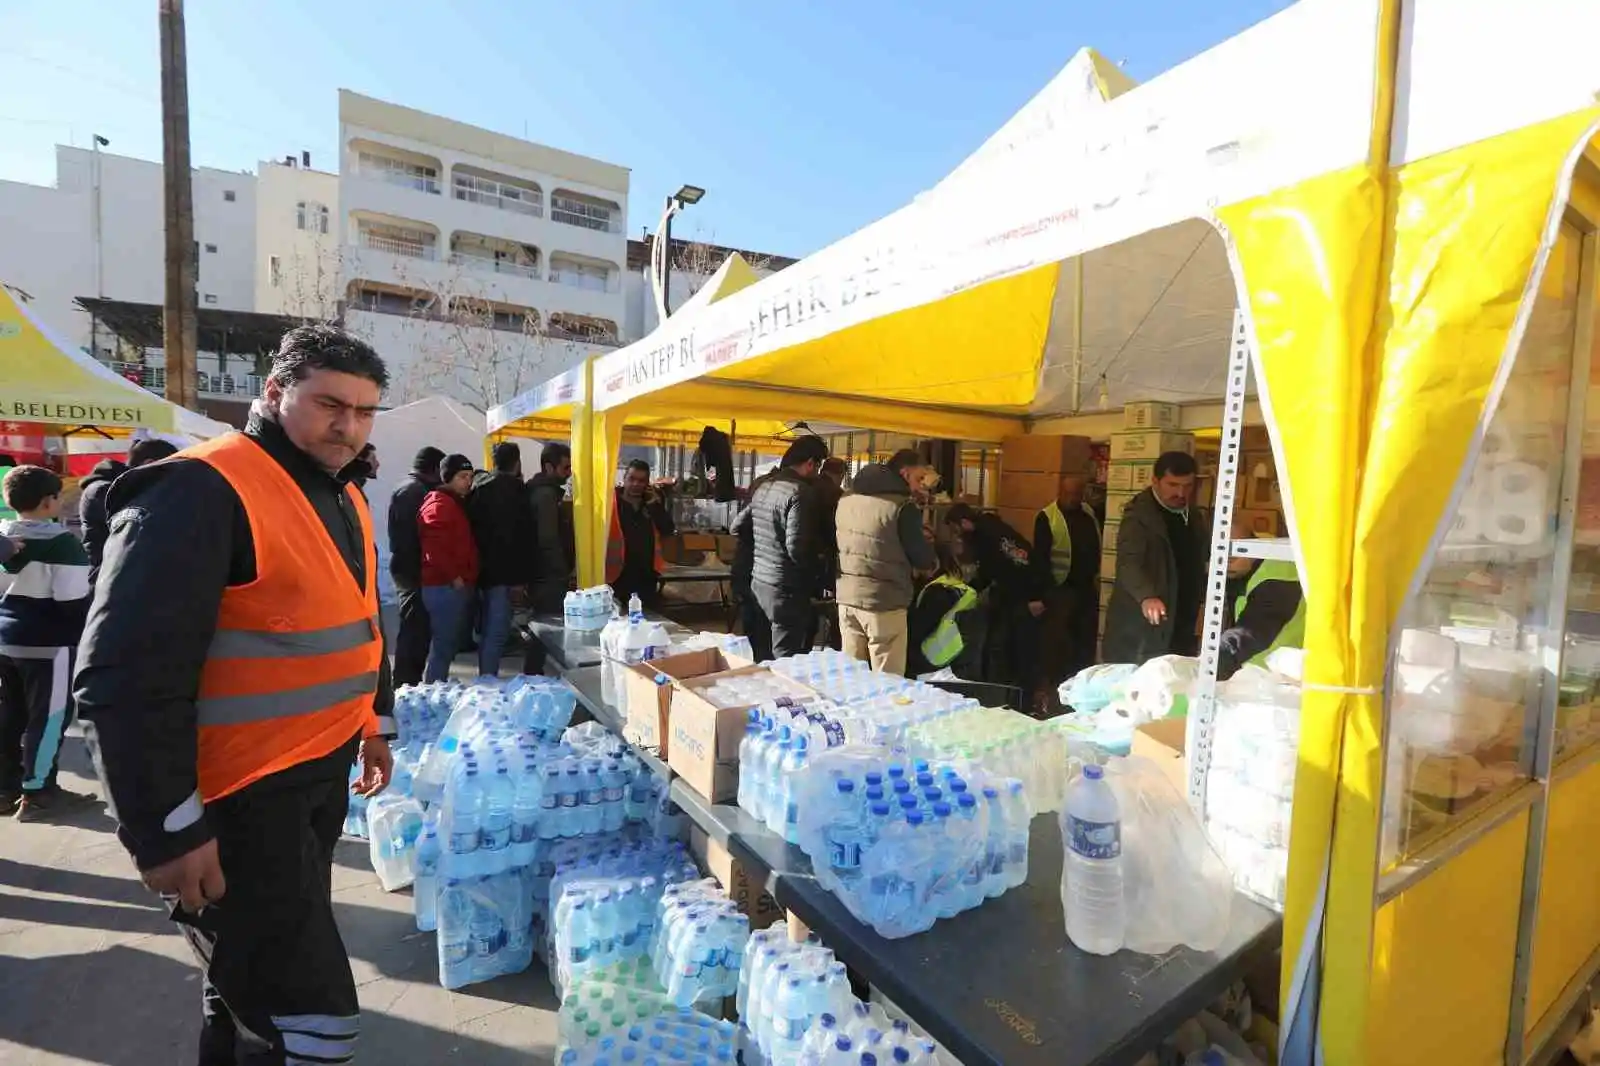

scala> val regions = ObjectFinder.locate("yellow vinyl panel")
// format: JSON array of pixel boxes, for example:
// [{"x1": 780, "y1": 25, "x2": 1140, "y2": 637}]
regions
[
  {"x1": 709, "y1": 263, "x2": 1059, "y2": 410},
  {"x1": 1367, "y1": 809, "x2": 1530, "y2": 1066},
  {"x1": 1525, "y1": 754, "x2": 1600, "y2": 1035}
]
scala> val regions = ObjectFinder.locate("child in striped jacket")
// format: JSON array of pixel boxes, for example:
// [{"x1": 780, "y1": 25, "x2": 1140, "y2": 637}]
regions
[{"x1": 0, "y1": 465, "x2": 96, "y2": 820}]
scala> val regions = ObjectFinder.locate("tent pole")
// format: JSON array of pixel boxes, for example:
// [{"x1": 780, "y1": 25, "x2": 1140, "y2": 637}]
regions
[{"x1": 1070, "y1": 256, "x2": 1084, "y2": 414}]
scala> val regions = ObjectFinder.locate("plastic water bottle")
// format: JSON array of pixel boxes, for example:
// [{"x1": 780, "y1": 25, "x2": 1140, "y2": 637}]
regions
[
  {"x1": 778, "y1": 734, "x2": 810, "y2": 843},
  {"x1": 437, "y1": 879, "x2": 474, "y2": 989},
  {"x1": 737, "y1": 711, "x2": 765, "y2": 816},
  {"x1": 414, "y1": 819, "x2": 441, "y2": 932},
  {"x1": 511, "y1": 765, "x2": 541, "y2": 867},
  {"x1": 480, "y1": 767, "x2": 514, "y2": 874},
  {"x1": 447, "y1": 766, "x2": 484, "y2": 877},
  {"x1": 1062, "y1": 765, "x2": 1125, "y2": 955},
  {"x1": 1003, "y1": 780, "x2": 1030, "y2": 891}
]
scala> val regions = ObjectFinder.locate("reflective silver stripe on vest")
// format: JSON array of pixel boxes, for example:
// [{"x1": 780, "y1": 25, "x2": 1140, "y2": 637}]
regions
[
  {"x1": 207, "y1": 617, "x2": 376, "y2": 661},
  {"x1": 197, "y1": 671, "x2": 379, "y2": 727}
]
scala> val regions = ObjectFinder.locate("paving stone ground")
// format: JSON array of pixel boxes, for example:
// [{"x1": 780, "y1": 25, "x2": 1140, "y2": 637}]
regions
[{"x1": 0, "y1": 722, "x2": 562, "y2": 1066}]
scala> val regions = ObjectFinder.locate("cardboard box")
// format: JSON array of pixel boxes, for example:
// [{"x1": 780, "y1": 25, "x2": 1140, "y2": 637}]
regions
[
  {"x1": 622, "y1": 648, "x2": 753, "y2": 755},
  {"x1": 1235, "y1": 507, "x2": 1284, "y2": 537},
  {"x1": 997, "y1": 470, "x2": 1061, "y2": 511},
  {"x1": 996, "y1": 506, "x2": 1038, "y2": 539},
  {"x1": 1105, "y1": 490, "x2": 1140, "y2": 523},
  {"x1": 1123, "y1": 401, "x2": 1182, "y2": 431},
  {"x1": 1109, "y1": 430, "x2": 1194, "y2": 462},
  {"x1": 1240, "y1": 425, "x2": 1271, "y2": 451},
  {"x1": 1132, "y1": 717, "x2": 1188, "y2": 798},
  {"x1": 690, "y1": 828, "x2": 783, "y2": 930},
  {"x1": 669, "y1": 665, "x2": 802, "y2": 803},
  {"x1": 1107, "y1": 460, "x2": 1156, "y2": 493},
  {"x1": 1000, "y1": 434, "x2": 1093, "y2": 475},
  {"x1": 1243, "y1": 473, "x2": 1282, "y2": 510}
]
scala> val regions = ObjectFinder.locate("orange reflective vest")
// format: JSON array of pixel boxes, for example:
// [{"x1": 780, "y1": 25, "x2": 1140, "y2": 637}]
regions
[
  {"x1": 605, "y1": 489, "x2": 667, "y2": 585},
  {"x1": 184, "y1": 433, "x2": 383, "y2": 802}
]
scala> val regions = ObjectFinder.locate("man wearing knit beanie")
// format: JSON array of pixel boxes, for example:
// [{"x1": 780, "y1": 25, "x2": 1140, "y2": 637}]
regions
[{"x1": 388, "y1": 445, "x2": 446, "y2": 684}]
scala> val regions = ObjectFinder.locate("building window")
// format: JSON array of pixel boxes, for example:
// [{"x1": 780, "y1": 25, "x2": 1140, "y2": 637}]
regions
[
  {"x1": 296, "y1": 201, "x2": 330, "y2": 234},
  {"x1": 356, "y1": 151, "x2": 440, "y2": 194},
  {"x1": 204, "y1": 243, "x2": 218, "y2": 254},
  {"x1": 223, "y1": 190, "x2": 236, "y2": 202},
  {"x1": 268, "y1": 255, "x2": 281, "y2": 288},
  {"x1": 203, "y1": 293, "x2": 218, "y2": 304},
  {"x1": 550, "y1": 191, "x2": 620, "y2": 233}
]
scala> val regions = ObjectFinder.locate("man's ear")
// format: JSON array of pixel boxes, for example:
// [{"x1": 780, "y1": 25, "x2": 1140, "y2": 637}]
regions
[{"x1": 262, "y1": 376, "x2": 284, "y2": 415}]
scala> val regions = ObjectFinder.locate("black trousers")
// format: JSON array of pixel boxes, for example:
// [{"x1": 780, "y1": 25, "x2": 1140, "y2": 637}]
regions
[
  {"x1": 392, "y1": 583, "x2": 430, "y2": 688},
  {"x1": 0, "y1": 649, "x2": 73, "y2": 794},
  {"x1": 752, "y1": 581, "x2": 813, "y2": 659},
  {"x1": 737, "y1": 591, "x2": 773, "y2": 662},
  {"x1": 176, "y1": 735, "x2": 360, "y2": 1066}
]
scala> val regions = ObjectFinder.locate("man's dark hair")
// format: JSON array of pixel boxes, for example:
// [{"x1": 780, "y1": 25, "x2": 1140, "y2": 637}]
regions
[
  {"x1": 492, "y1": 441, "x2": 521, "y2": 473},
  {"x1": 413, "y1": 445, "x2": 445, "y2": 474},
  {"x1": 1153, "y1": 450, "x2": 1199, "y2": 480},
  {"x1": 268, "y1": 323, "x2": 390, "y2": 392},
  {"x1": 3, "y1": 465, "x2": 62, "y2": 513},
  {"x1": 541, "y1": 442, "x2": 572, "y2": 470},
  {"x1": 127, "y1": 438, "x2": 178, "y2": 468},
  {"x1": 943, "y1": 503, "x2": 978, "y2": 527},
  {"x1": 820, "y1": 457, "x2": 847, "y2": 479},
  {"x1": 625, "y1": 458, "x2": 651, "y2": 476},
  {"x1": 886, "y1": 448, "x2": 923, "y2": 474},
  {"x1": 781, "y1": 436, "x2": 829, "y2": 469}
]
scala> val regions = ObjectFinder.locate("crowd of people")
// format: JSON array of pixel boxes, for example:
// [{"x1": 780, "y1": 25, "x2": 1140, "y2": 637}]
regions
[{"x1": 0, "y1": 320, "x2": 1307, "y2": 1064}]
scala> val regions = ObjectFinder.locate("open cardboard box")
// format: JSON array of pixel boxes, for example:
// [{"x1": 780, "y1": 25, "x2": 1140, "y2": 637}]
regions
[
  {"x1": 669, "y1": 665, "x2": 812, "y2": 803},
  {"x1": 689, "y1": 827, "x2": 783, "y2": 930},
  {"x1": 620, "y1": 647, "x2": 752, "y2": 756},
  {"x1": 1131, "y1": 717, "x2": 1189, "y2": 798}
]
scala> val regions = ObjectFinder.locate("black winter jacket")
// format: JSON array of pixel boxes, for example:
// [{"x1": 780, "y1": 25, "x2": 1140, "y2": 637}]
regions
[
  {"x1": 388, "y1": 471, "x2": 438, "y2": 586},
  {"x1": 468, "y1": 471, "x2": 535, "y2": 588},
  {"x1": 748, "y1": 468, "x2": 819, "y2": 598},
  {"x1": 74, "y1": 412, "x2": 395, "y2": 872},
  {"x1": 77, "y1": 458, "x2": 127, "y2": 585},
  {"x1": 527, "y1": 471, "x2": 575, "y2": 613}
]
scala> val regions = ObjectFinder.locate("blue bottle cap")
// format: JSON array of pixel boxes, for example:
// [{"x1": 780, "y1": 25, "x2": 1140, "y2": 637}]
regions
[
  {"x1": 982, "y1": 786, "x2": 1000, "y2": 799},
  {"x1": 886, "y1": 764, "x2": 905, "y2": 779},
  {"x1": 865, "y1": 787, "x2": 885, "y2": 802},
  {"x1": 912, "y1": 759, "x2": 930, "y2": 773},
  {"x1": 905, "y1": 812, "x2": 925, "y2": 826},
  {"x1": 892, "y1": 1019, "x2": 910, "y2": 1033},
  {"x1": 1083, "y1": 764, "x2": 1104, "y2": 780},
  {"x1": 864, "y1": 772, "x2": 883, "y2": 786},
  {"x1": 915, "y1": 772, "x2": 934, "y2": 788},
  {"x1": 836, "y1": 1036, "x2": 854, "y2": 1052},
  {"x1": 898, "y1": 796, "x2": 919, "y2": 812},
  {"x1": 892, "y1": 780, "x2": 911, "y2": 795},
  {"x1": 892, "y1": 1049, "x2": 911, "y2": 1064},
  {"x1": 923, "y1": 787, "x2": 943, "y2": 803},
  {"x1": 932, "y1": 801, "x2": 952, "y2": 818},
  {"x1": 958, "y1": 793, "x2": 978, "y2": 810},
  {"x1": 870, "y1": 802, "x2": 891, "y2": 817},
  {"x1": 861, "y1": 1054, "x2": 878, "y2": 1066},
  {"x1": 818, "y1": 1012, "x2": 836, "y2": 1029},
  {"x1": 836, "y1": 779, "x2": 856, "y2": 793}
]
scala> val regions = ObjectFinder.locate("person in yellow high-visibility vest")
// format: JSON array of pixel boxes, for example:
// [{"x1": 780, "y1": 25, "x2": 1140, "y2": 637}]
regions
[
  {"x1": 1218, "y1": 557, "x2": 1305, "y2": 680},
  {"x1": 908, "y1": 545, "x2": 988, "y2": 679},
  {"x1": 1027, "y1": 474, "x2": 1101, "y2": 708}
]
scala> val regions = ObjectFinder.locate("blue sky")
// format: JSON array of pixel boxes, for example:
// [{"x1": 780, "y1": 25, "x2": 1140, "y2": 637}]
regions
[{"x1": 0, "y1": 0, "x2": 1291, "y2": 258}]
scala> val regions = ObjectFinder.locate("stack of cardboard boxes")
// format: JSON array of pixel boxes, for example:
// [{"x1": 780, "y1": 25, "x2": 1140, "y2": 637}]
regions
[{"x1": 995, "y1": 433, "x2": 1094, "y2": 537}]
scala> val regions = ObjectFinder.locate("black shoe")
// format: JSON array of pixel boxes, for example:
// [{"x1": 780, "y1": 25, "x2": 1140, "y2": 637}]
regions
[
  {"x1": 0, "y1": 790, "x2": 19, "y2": 816},
  {"x1": 15, "y1": 785, "x2": 100, "y2": 822}
]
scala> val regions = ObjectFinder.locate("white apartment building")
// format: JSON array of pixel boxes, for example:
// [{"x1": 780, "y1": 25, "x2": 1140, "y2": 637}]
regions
[
  {"x1": 0, "y1": 144, "x2": 257, "y2": 358},
  {"x1": 337, "y1": 90, "x2": 631, "y2": 411},
  {"x1": 0, "y1": 92, "x2": 791, "y2": 419}
]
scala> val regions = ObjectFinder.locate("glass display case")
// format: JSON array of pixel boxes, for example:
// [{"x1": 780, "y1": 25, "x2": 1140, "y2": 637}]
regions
[{"x1": 1381, "y1": 222, "x2": 1594, "y2": 866}]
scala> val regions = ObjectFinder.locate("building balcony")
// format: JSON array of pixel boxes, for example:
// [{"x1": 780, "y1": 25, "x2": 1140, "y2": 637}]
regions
[
  {"x1": 358, "y1": 229, "x2": 437, "y2": 260},
  {"x1": 452, "y1": 167, "x2": 542, "y2": 218},
  {"x1": 108, "y1": 361, "x2": 264, "y2": 401},
  {"x1": 351, "y1": 139, "x2": 443, "y2": 197},
  {"x1": 450, "y1": 253, "x2": 540, "y2": 279},
  {"x1": 550, "y1": 189, "x2": 624, "y2": 235}
]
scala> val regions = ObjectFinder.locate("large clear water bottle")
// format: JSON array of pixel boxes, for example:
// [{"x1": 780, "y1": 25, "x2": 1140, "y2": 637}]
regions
[
  {"x1": 480, "y1": 766, "x2": 514, "y2": 874},
  {"x1": 414, "y1": 818, "x2": 441, "y2": 932},
  {"x1": 1061, "y1": 764, "x2": 1125, "y2": 956},
  {"x1": 437, "y1": 879, "x2": 474, "y2": 989}
]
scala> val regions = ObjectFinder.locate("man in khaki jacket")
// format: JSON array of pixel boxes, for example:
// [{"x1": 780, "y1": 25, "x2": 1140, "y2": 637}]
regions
[{"x1": 833, "y1": 449, "x2": 937, "y2": 674}]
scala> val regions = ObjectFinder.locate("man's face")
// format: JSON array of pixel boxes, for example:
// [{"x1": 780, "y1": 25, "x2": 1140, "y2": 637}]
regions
[
  {"x1": 546, "y1": 458, "x2": 573, "y2": 484},
  {"x1": 1154, "y1": 472, "x2": 1195, "y2": 510},
  {"x1": 623, "y1": 466, "x2": 649, "y2": 499},
  {"x1": 796, "y1": 459, "x2": 820, "y2": 480},
  {"x1": 900, "y1": 464, "x2": 931, "y2": 491},
  {"x1": 265, "y1": 369, "x2": 380, "y2": 475},
  {"x1": 447, "y1": 470, "x2": 474, "y2": 497},
  {"x1": 1058, "y1": 476, "x2": 1086, "y2": 508}
]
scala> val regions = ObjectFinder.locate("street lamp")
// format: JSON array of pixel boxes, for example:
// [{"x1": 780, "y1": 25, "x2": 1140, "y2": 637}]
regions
[{"x1": 655, "y1": 184, "x2": 706, "y2": 321}]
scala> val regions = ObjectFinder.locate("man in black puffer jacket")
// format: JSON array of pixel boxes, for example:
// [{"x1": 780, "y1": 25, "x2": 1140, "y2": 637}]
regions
[
  {"x1": 79, "y1": 438, "x2": 179, "y2": 586},
  {"x1": 467, "y1": 442, "x2": 535, "y2": 677},
  {"x1": 388, "y1": 445, "x2": 444, "y2": 685},
  {"x1": 748, "y1": 436, "x2": 829, "y2": 658}
]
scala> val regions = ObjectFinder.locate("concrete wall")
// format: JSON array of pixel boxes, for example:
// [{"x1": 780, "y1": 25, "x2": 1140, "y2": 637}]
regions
[{"x1": 254, "y1": 161, "x2": 341, "y2": 319}]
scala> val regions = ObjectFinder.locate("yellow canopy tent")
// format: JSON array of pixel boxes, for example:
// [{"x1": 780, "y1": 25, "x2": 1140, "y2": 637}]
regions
[
  {"x1": 0, "y1": 286, "x2": 229, "y2": 438},
  {"x1": 576, "y1": 3, "x2": 1600, "y2": 1064}
]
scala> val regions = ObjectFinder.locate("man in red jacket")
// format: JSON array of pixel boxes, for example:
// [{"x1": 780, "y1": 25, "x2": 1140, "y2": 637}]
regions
[{"x1": 419, "y1": 454, "x2": 478, "y2": 682}]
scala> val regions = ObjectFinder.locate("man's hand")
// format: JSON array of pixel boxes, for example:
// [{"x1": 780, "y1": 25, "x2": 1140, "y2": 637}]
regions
[
  {"x1": 143, "y1": 838, "x2": 225, "y2": 914},
  {"x1": 1141, "y1": 597, "x2": 1168, "y2": 625},
  {"x1": 450, "y1": 576, "x2": 465, "y2": 591},
  {"x1": 1028, "y1": 600, "x2": 1046, "y2": 618},
  {"x1": 354, "y1": 736, "x2": 393, "y2": 797}
]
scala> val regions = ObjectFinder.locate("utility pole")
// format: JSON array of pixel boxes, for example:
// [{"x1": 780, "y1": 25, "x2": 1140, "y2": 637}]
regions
[{"x1": 158, "y1": 0, "x2": 198, "y2": 410}]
